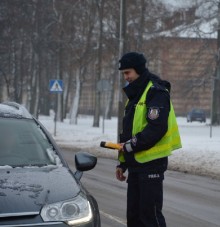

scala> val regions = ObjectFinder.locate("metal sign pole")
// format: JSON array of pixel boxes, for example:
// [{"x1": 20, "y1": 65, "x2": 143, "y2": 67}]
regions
[
  {"x1": 102, "y1": 91, "x2": 105, "y2": 134},
  {"x1": 54, "y1": 94, "x2": 58, "y2": 136},
  {"x1": 118, "y1": 0, "x2": 126, "y2": 142},
  {"x1": 49, "y1": 79, "x2": 63, "y2": 137}
]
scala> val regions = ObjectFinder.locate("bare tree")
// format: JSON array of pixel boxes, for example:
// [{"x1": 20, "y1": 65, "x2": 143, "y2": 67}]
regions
[
  {"x1": 70, "y1": 69, "x2": 81, "y2": 124},
  {"x1": 0, "y1": 0, "x2": 219, "y2": 123},
  {"x1": 68, "y1": 0, "x2": 97, "y2": 124}
]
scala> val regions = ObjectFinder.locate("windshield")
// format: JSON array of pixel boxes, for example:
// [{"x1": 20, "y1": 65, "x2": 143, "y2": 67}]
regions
[
  {"x1": 0, "y1": 118, "x2": 62, "y2": 168},
  {"x1": 194, "y1": 109, "x2": 203, "y2": 114}
]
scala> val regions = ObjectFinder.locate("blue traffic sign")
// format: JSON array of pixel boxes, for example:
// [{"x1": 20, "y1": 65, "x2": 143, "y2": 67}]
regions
[{"x1": 49, "y1": 80, "x2": 63, "y2": 93}]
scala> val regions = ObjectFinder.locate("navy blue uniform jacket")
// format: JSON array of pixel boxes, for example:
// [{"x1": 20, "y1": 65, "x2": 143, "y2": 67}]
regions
[{"x1": 118, "y1": 69, "x2": 170, "y2": 173}]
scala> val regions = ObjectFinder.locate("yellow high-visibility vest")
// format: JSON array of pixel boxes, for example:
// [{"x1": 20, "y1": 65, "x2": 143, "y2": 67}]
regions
[{"x1": 119, "y1": 81, "x2": 182, "y2": 163}]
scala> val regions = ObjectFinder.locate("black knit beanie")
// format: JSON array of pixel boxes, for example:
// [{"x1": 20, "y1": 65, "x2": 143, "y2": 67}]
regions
[{"x1": 118, "y1": 52, "x2": 147, "y2": 75}]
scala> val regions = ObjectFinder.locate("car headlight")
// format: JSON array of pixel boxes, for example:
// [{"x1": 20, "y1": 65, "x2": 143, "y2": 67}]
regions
[{"x1": 40, "y1": 194, "x2": 93, "y2": 225}]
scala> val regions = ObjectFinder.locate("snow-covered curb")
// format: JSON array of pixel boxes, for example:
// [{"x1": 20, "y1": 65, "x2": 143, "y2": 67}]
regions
[
  {"x1": 57, "y1": 143, "x2": 220, "y2": 180},
  {"x1": 39, "y1": 115, "x2": 220, "y2": 181},
  {"x1": 168, "y1": 149, "x2": 220, "y2": 180}
]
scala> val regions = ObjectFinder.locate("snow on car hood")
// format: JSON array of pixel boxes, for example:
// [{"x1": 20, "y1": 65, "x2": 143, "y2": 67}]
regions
[{"x1": 0, "y1": 166, "x2": 80, "y2": 215}]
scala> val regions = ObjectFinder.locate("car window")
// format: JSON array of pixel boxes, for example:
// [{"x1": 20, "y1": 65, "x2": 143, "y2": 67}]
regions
[
  {"x1": 0, "y1": 118, "x2": 62, "y2": 167},
  {"x1": 193, "y1": 109, "x2": 204, "y2": 114}
]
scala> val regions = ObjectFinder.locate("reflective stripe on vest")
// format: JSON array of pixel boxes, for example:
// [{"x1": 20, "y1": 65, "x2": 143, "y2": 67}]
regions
[{"x1": 119, "y1": 81, "x2": 182, "y2": 163}]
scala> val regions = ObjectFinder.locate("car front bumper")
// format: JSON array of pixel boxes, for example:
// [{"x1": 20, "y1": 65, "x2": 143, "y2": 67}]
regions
[{"x1": 0, "y1": 221, "x2": 96, "y2": 227}]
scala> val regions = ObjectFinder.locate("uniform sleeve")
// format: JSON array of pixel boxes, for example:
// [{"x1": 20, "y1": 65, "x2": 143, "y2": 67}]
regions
[
  {"x1": 116, "y1": 162, "x2": 127, "y2": 172},
  {"x1": 123, "y1": 87, "x2": 170, "y2": 153}
]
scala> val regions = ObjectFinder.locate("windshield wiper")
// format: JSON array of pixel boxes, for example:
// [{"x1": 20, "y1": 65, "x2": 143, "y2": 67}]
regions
[{"x1": 11, "y1": 163, "x2": 52, "y2": 168}]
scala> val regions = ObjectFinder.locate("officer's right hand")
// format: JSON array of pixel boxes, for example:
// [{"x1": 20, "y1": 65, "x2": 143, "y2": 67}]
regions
[{"x1": 116, "y1": 167, "x2": 126, "y2": 181}]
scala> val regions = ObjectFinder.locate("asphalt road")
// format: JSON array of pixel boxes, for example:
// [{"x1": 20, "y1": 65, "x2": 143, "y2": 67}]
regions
[{"x1": 61, "y1": 149, "x2": 220, "y2": 227}]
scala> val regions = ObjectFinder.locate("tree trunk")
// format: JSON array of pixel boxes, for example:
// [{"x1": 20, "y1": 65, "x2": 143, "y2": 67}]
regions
[
  {"x1": 19, "y1": 39, "x2": 25, "y2": 104},
  {"x1": 26, "y1": 42, "x2": 33, "y2": 112},
  {"x1": 11, "y1": 39, "x2": 16, "y2": 101},
  {"x1": 63, "y1": 71, "x2": 70, "y2": 119},
  {"x1": 212, "y1": 2, "x2": 220, "y2": 125},
  {"x1": 105, "y1": 64, "x2": 117, "y2": 119},
  {"x1": 56, "y1": 34, "x2": 64, "y2": 122},
  {"x1": 32, "y1": 52, "x2": 40, "y2": 117},
  {"x1": 212, "y1": 73, "x2": 220, "y2": 125},
  {"x1": 55, "y1": 51, "x2": 64, "y2": 122},
  {"x1": 136, "y1": 0, "x2": 145, "y2": 50},
  {"x1": 70, "y1": 70, "x2": 81, "y2": 125}
]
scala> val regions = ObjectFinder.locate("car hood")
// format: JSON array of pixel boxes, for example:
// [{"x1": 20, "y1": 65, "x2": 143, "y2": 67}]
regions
[{"x1": 0, "y1": 166, "x2": 80, "y2": 216}]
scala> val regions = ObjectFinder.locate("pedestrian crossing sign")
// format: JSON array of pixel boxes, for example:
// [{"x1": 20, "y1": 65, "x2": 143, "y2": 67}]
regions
[{"x1": 49, "y1": 80, "x2": 63, "y2": 93}]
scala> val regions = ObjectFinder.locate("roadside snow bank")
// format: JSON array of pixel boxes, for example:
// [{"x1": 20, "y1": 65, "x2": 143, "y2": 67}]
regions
[{"x1": 39, "y1": 115, "x2": 220, "y2": 180}]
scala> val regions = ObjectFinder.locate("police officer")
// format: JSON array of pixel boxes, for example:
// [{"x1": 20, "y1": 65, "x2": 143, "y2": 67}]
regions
[{"x1": 115, "y1": 52, "x2": 182, "y2": 227}]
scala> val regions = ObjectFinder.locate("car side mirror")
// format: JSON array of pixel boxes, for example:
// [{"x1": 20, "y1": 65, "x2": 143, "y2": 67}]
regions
[{"x1": 74, "y1": 152, "x2": 97, "y2": 180}]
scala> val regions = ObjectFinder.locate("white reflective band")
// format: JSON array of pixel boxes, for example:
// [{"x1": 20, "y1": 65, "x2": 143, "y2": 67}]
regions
[{"x1": 125, "y1": 142, "x2": 133, "y2": 152}]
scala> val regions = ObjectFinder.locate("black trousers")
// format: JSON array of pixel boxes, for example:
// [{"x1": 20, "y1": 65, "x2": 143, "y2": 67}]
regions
[{"x1": 126, "y1": 172, "x2": 166, "y2": 227}]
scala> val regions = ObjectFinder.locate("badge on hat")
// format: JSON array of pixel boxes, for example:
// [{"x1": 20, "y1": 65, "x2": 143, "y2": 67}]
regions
[{"x1": 148, "y1": 107, "x2": 160, "y2": 120}]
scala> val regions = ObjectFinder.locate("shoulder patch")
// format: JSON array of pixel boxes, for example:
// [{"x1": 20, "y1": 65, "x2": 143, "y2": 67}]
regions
[{"x1": 148, "y1": 107, "x2": 160, "y2": 120}]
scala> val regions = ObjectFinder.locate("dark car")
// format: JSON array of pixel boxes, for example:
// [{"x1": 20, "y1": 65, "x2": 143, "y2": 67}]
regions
[
  {"x1": 0, "y1": 102, "x2": 100, "y2": 227},
  {"x1": 187, "y1": 108, "x2": 206, "y2": 123}
]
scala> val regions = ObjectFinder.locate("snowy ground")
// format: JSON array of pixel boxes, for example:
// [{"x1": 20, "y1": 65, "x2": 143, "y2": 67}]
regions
[{"x1": 39, "y1": 115, "x2": 220, "y2": 180}]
